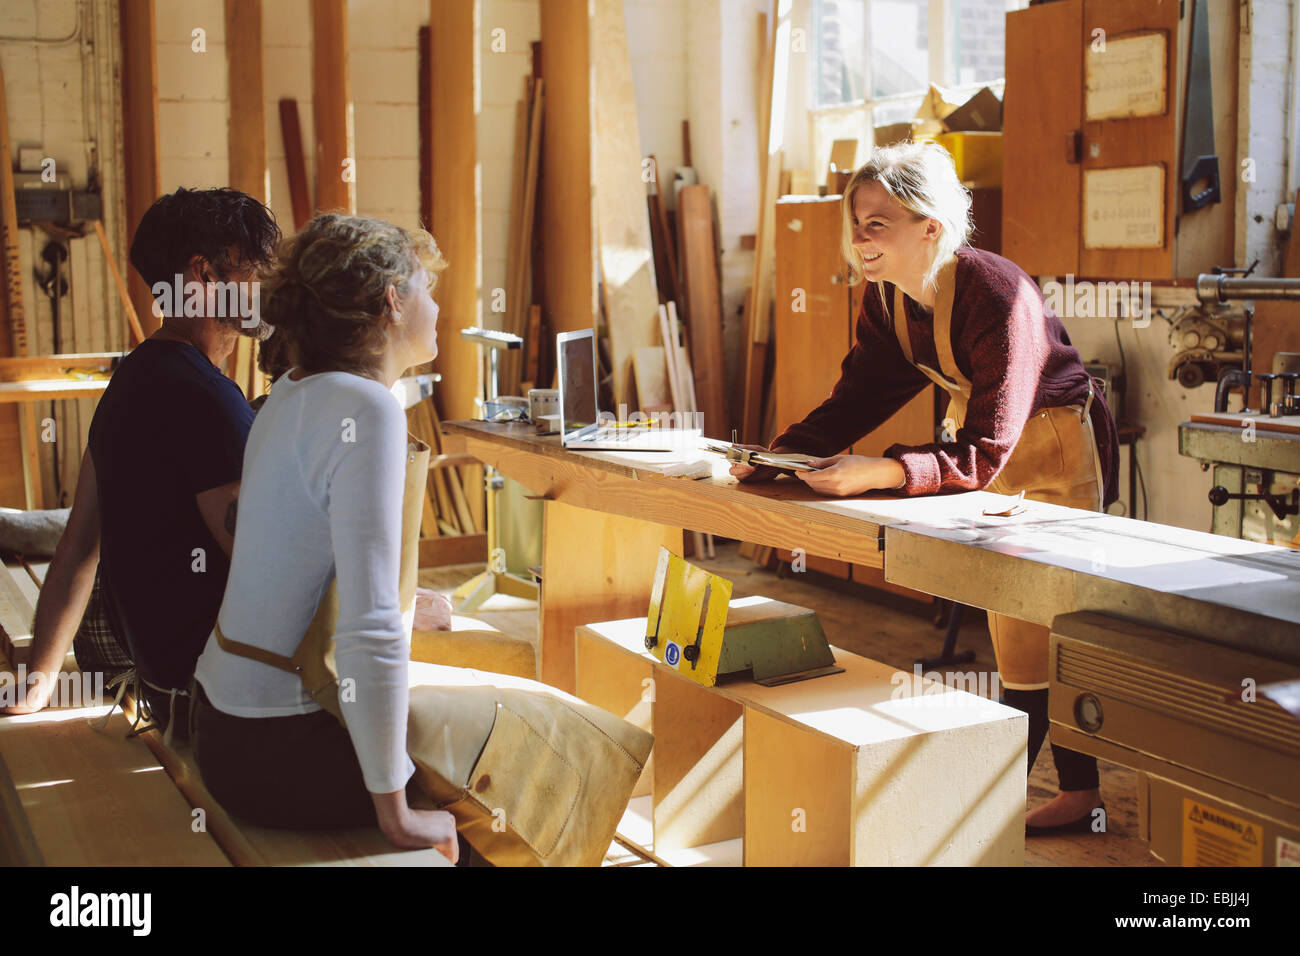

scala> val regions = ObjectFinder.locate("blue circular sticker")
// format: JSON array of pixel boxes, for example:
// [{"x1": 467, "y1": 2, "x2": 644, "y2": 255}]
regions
[{"x1": 664, "y1": 642, "x2": 681, "y2": 666}]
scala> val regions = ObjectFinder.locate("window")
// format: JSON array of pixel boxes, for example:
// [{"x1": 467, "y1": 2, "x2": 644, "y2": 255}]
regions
[
  {"x1": 810, "y1": 0, "x2": 1025, "y2": 177},
  {"x1": 813, "y1": 0, "x2": 1024, "y2": 108}
]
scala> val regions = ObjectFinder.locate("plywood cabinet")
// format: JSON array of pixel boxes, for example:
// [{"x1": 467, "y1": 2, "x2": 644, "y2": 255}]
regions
[{"x1": 1003, "y1": 0, "x2": 1237, "y2": 279}]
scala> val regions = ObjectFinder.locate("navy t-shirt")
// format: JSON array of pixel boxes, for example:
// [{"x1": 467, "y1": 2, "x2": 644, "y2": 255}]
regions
[{"x1": 88, "y1": 339, "x2": 254, "y2": 690}]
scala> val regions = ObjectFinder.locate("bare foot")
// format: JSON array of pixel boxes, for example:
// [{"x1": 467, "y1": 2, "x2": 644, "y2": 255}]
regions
[{"x1": 1026, "y1": 788, "x2": 1102, "y2": 829}]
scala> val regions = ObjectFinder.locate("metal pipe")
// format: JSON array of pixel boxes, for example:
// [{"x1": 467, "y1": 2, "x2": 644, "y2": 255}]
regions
[{"x1": 1196, "y1": 274, "x2": 1300, "y2": 304}]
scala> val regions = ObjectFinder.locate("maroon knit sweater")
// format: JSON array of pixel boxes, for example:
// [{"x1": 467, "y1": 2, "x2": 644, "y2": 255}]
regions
[{"x1": 772, "y1": 246, "x2": 1120, "y2": 506}]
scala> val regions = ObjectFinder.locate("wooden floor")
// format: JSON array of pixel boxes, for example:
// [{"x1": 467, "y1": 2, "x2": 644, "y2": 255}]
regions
[{"x1": 419, "y1": 539, "x2": 1160, "y2": 868}]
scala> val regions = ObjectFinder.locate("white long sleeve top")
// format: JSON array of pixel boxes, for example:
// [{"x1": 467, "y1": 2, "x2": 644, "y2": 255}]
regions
[{"x1": 194, "y1": 369, "x2": 415, "y2": 794}]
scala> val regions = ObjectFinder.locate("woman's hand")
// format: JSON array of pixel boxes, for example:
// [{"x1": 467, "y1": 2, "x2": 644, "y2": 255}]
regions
[
  {"x1": 413, "y1": 587, "x2": 454, "y2": 631},
  {"x1": 729, "y1": 445, "x2": 794, "y2": 483},
  {"x1": 372, "y1": 790, "x2": 460, "y2": 861},
  {"x1": 797, "y1": 455, "x2": 906, "y2": 497}
]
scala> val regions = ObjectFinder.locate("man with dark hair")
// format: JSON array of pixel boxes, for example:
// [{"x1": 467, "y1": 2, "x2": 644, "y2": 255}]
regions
[{"x1": 1, "y1": 187, "x2": 281, "y2": 734}]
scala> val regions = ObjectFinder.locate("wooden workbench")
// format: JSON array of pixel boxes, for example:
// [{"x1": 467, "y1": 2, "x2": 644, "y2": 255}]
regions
[{"x1": 442, "y1": 420, "x2": 1300, "y2": 692}]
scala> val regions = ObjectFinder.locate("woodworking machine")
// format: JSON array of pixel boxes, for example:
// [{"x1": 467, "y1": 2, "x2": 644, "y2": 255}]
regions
[
  {"x1": 1050, "y1": 612, "x2": 1300, "y2": 866},
  {"x1": 1178, "y1": 273, "x2": 1300, "y2": 546},
  {"x1": 1043, "y1": 273, "x2": 1300, "y2": 865}
]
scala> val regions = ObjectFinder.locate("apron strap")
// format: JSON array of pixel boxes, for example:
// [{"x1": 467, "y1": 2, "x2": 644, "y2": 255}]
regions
[
  {"x1": 887, "y1": 282, "x2": 914, "y2": 364},
  {"x1": 889, "y1": 255, "x2": 966, "y2": 390},
  {"x1": 929, "y1": 255, "x2": 970, "y2": 393},
  {"x1": 214, "y1": 621, "x2": 301, "y2": 675}
]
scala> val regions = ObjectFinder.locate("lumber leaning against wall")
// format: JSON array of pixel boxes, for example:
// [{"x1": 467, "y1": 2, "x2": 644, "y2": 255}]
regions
[{"x1": 591, "y1": 0, "x2": 661, "y2": 409}]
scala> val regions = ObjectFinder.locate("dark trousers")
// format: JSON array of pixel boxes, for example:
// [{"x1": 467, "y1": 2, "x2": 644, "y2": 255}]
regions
[
  {"x1": 192, "y1": 680, "x2": 377, "y2": 828},
  {"x1": 192, "y1": 682, "x2": 480, "y2": 864},
  {"x1": 1003, "y1": 687, "x2": 1100, "y2": 792}
]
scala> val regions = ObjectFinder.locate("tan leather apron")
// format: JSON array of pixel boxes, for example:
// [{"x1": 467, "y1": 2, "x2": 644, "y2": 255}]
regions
[
  {"x1": 886, "y1": 258, "x2": 1104, "y2": 689},
  {"x1": 214, "y1": 433, "x2": 652, "y2": 866}
]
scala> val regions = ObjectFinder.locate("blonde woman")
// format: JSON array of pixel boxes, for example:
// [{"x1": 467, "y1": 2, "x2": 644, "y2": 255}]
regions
[
  {"x1": 191, "y1": 215, "x2": 458, "y2": 858},
  {"x1": 733, "y1": 142, "x2": 1120, "y2": 835}
]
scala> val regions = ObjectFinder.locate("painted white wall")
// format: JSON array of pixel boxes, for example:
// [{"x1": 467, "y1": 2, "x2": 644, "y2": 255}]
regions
[{"x1": 0, "y1": 0, "x2": 131, "y2": 505}]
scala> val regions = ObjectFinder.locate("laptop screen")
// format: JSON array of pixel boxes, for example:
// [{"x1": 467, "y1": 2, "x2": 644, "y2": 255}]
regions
[{"x1": 559, "y1": 331, "x2": 598, "y2": 434}]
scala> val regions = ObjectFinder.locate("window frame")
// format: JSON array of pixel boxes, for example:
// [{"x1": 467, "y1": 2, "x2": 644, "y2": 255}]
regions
[{"x1": 809, "y1": 0, "x2": 1022, "y2": 130}]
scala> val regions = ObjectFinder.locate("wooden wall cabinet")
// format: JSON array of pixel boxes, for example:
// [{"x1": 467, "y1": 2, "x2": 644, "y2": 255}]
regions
[
  {"x1": 1003, "y1": 0, "x2": 1238, "y2": 279},
  {"x1": 773, "y1": 196, "x2": 932, "y2": 593}
]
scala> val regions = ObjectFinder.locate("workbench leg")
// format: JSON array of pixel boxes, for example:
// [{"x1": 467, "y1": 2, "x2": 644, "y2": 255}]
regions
[
  {"x1": 18, "y1": 403, "x2": 44, "y2": 510},
  {"x1": 539, "y1": 500, "x2": 680, "y2": 694},
  {"x1": 652, "y1": 671, "x2": 743, "y2": 854}
]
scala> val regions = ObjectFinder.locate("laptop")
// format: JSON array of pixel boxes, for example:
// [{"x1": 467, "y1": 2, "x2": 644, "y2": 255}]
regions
[{"x1": 557, "y1": 329, "x2": 702, "y2": 452}]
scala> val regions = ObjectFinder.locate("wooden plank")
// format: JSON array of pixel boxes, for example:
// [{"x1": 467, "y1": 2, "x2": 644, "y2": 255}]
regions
[
  {"x1": 311, "y1": 0, "x2": 354, "y2": 215},
  {"x1": 225, "y1": 0, "x2": 268, "y2": 399},
  {"x1": 503, "y1": 78, "x2": 545, "y2": 394},
  {"x1": 646, "y1": 156, "x2": 680, "y2": 305},
  {"x1": 0, "y1": 380, "x2": 110, "y2": 403},
  {"x1": 278, "y1": 99, "x2": 311, "y2": 231},
  {"x1": 538, "y1": 0, "x2": 597, "y2": 338},
  {"x1": 429, "y1": 0, "x2": 481, "y2": 427},
  {"x1": 417, "y1": 532, "x2": 487, "y2": 568},
  {"x1": 522, "y1": 303, "x2": 542, "y2": 388},
  {"x1": 120, "y1": 0, "x2": 163, "y2": 335},
  {"x1": 67, "y1": 239, "x2": 93, "y2": 498},
  {"x1": 446, "y1": 465, "x2": 475, "y2": 534},
  {"x1": 741, "y1": 2, "x2": 792, "y2": 442},
  {"x1": 667, "y1": 302, "x2": 697, "y2": 415},
  {"x1": 632, "y1": 346, "x2": 671, "y2": 410},
  {"x1": 0, "y1": 559, "x2": 34, "y2": 661},
  {"x1": 406, "y1": 402, "x2": 446, "y2": 537},
  {"x1": 592, "y1": 0, "x2": 660, "y2": 407},
  {"x1": 418, "y1": 25, "x2": 432, "y2": 229},
  {"x1": 539, "y1": 499, "x2": 680, "y2": 694},
  {"x1": 657, "y1": 305, "x2": 683, "y2": 412},
  {"x1": 1002, "y1": 0, "x2": 1082, "y2": 275},
  {"x1": 676, "y1": 185, "x2": 728, "y2": 438},
  {"x1": 423, "y1": 392, "x2": 480, "y2": 533},
  {"x1": 18, "y1": 402, "x2": 43, "y2": 509},
  {"x1": 92, "y1": 220, "x2": 146, "y2": 346},
  {"x1": 224, "y1": 0, "x2": 268, "y2": 203},
  {"x1": 0, "y1": 706, "x2": 231, "y2": 866},
  {"x1": 652, "y1": 671, "x2": 744, "y2": 853}
]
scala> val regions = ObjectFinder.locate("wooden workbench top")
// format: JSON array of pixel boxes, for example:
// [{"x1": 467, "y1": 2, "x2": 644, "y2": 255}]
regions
[
  {"x1": 443, "y1": 420, "x2": 896, "y2": 568},
  {"x1": 449, "y1": 419, "x2": 1300, "y2": 659}
]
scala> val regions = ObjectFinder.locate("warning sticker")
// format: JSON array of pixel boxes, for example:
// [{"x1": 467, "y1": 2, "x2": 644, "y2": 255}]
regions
[
  {"x1": 1182, "y1": 799, "x2": 1264, "y2": 867},
  {"x1": 1278, "y1": 835, "x2": 1300, "y2": 867}
]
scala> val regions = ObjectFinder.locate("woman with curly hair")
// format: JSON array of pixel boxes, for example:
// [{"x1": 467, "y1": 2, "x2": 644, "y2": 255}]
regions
[{"x1": 192, "y1": 214, "x2": 458, "y2": 858}]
